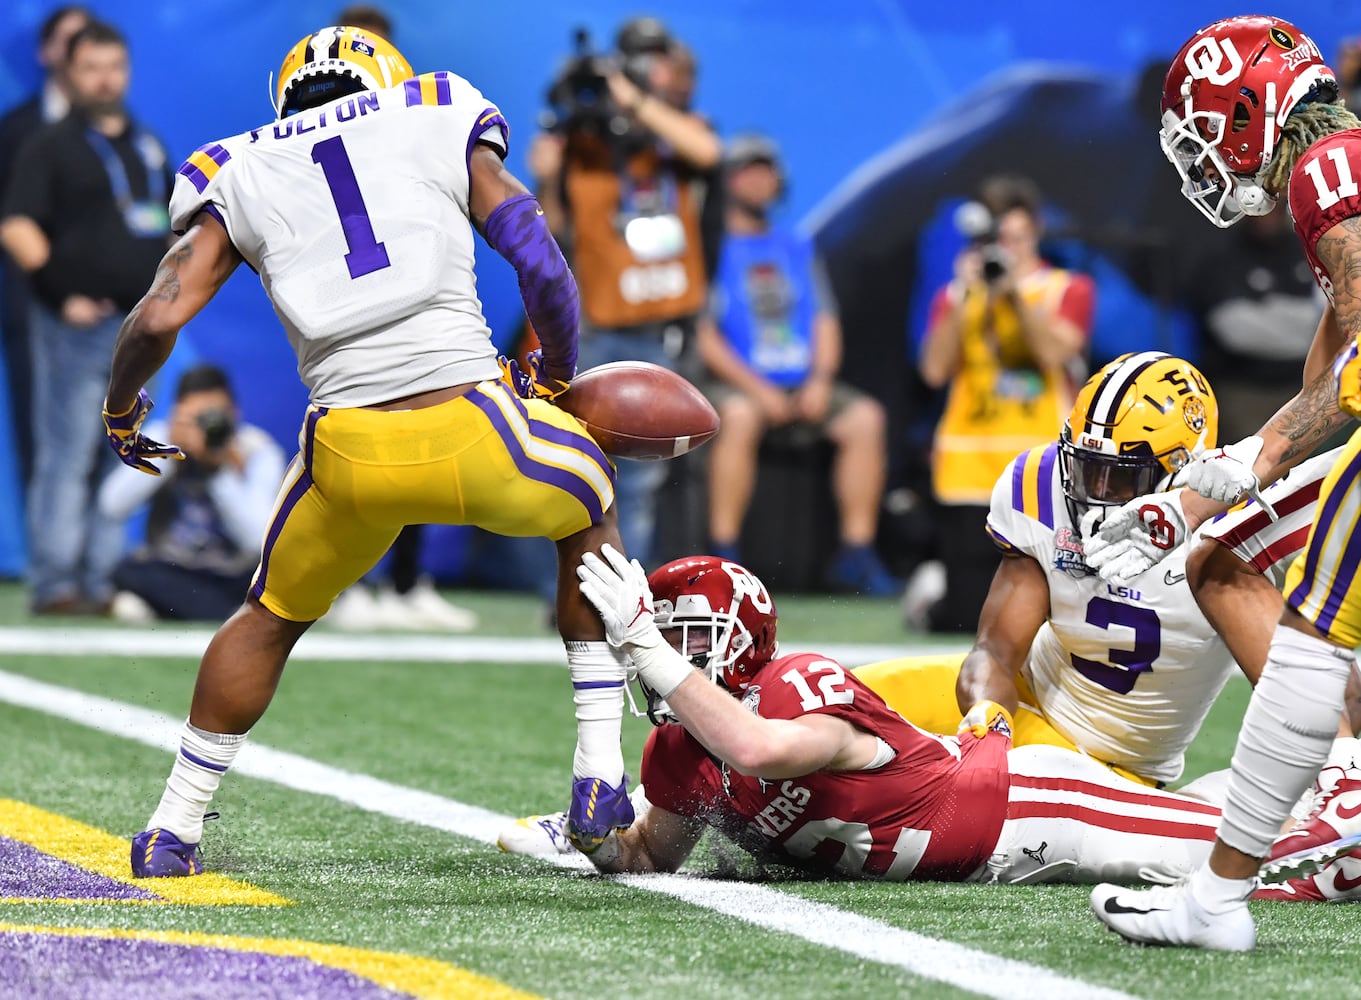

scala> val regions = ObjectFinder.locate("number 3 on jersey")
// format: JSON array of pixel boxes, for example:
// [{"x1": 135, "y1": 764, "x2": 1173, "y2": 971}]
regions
[
  {"x1": 1070, "y1": 597, "x2": 1160, "y2": 695},
  {"x1": 311, "y1": 136, "x2": 391, "y2": 279}
]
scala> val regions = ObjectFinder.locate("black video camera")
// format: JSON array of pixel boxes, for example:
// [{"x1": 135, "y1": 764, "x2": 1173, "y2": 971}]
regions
[{"x1": 542, "y1": 29, "x2": 622, "y2": 137}]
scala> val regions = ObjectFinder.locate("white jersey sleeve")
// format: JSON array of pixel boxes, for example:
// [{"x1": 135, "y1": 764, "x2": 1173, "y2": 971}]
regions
[
  {"x1": 1201, "y1": 445, "x2": 1340, "y2": 589},
  {"x1": 988, "y1": 442, "x2": 1236, "y2": 785},
  {"x1": 170, "y1": 71, "x2": 509, "y2": 408}
]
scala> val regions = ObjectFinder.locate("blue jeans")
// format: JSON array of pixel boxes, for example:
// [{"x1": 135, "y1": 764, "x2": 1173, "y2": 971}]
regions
[
  {"x1": 577, "y1": 324, "x2": 692, "y2": 566},
  {"x1": 27, "y1": 303, "x2": 126, "y2": 605}
]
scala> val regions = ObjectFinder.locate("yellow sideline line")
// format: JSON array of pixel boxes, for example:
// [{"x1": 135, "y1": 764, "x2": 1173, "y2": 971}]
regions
[
  {"x1": 0, "y1": 923, "x2": 540, "y2": 1000},
  {"x1": 0, "y1": 800, "x2": 287, "y2": 907}
]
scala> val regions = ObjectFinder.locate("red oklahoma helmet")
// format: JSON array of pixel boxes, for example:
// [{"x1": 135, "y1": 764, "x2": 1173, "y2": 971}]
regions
[
  {"x1": 1160, "y1": 15, "x2": 1335, "y2": 227},
  {"x1": 647, "y1": 555, "x2": 779, "y2": 693}
]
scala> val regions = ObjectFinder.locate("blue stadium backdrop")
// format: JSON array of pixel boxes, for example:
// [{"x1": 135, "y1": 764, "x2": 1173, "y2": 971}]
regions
[{"x1": 0, "y1": 0, "x2": 1351, "y2": 580}]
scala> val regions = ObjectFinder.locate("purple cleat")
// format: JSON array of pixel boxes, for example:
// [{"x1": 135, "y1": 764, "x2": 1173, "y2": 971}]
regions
[
  {"x1": 131, "y1": 829, "x2": 202, "y2": 877},
  {"x1": 565, "y1": 776, "x2": 635, "y2": 853}
]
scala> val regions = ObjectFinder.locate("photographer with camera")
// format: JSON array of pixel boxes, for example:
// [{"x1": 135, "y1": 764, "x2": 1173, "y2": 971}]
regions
[
  {"x1": 528, "y1": 16, "x2": 721, "y2": 566},
  {"x1": 98, "y1": 364, "x2": 284, "y2": 622},
  {"x1": 917, "y1": 175, "x2": 1093, "y2": 632}
]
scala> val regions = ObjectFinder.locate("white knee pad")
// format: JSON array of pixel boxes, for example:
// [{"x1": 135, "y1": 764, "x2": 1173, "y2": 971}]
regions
[{"x1": 1218, "y1": 623, "x2": 1355, "y2": 858}]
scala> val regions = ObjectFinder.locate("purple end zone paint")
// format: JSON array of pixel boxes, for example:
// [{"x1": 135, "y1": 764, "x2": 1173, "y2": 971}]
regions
[
  {"x1": 0, "y1": 838, "x2": 156, "y2": 901},
  {"x1": 0, "y1": 931, "x2": 416, "y2": 1000}
]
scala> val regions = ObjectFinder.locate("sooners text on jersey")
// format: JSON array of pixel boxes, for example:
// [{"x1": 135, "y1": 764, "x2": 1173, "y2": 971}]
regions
[{"x1": 641, "y1": 653, "x2": 1010, "y2": 881}]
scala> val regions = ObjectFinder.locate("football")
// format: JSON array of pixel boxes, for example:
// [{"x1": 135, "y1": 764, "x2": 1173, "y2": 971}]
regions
[{"x1": 557, "y1": 361, "x2": 720, "y2": 461}]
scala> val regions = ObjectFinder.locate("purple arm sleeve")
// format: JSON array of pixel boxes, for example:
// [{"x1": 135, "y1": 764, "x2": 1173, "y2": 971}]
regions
[{"x1": 483, "y1": 193, "x2": 579, "y2": 379}]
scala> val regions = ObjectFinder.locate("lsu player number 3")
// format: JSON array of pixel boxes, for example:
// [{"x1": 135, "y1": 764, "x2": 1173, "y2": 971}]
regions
[
  {"x1": 108, "y1": 26, "x2": 640, "y2": 879},
  {"x1": 861, "y1": 352, "x2": 1345, "y2": 789}
]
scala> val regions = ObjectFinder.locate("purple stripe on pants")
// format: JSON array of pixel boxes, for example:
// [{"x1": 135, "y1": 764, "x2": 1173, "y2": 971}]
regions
[
  {"x1": 1298, "y1": 447, "x2": 1361, "y2": 633},
  {"x1": 251, "y1": 408, "x2": 326, "y2": 603},
  {"x1": 465, "y1": 390, "x2": 606, "y2": 525},
  {"x1": 490, "y1": 382, "x2": 614, "y2": 486},
  {"x1": 1287, "y1": 444, "x2": 1361, "y2": 617}
]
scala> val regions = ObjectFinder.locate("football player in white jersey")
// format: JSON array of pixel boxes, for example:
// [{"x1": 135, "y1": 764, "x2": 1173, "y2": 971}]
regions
[
  {"x1": 102, "y1": 26, "x2": 639, "y2": 877},
  {"x1": 858, "y1": 351, "x2": 1356, "y2": 788}
]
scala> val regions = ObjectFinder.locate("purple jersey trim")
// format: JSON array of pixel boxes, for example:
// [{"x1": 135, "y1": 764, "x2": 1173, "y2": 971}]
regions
[
  {"x1": 1010, "y1": 457, "x2": 1026, "y2": 515},
  {"x1": 176, "y1": 161, "x2": 210, "y2": 194},
  {"x1": 1036, "y1": 443, "x2": 1057, "y2": 529},
  {"x1": 465, "y1": 106, "x2": 510, "y2": 176},
  {"x1": 573, "y1": 680, "x2": 625, "y2": 690}
]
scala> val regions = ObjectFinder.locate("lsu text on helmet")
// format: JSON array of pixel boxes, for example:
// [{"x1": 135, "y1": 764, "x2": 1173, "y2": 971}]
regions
[
  {"x1": 274, "y1": 25, "x2": 414, "y2": 118},
  {"x1": 1160, "y1": 15, "x2": 1335, "y2": 227},
  {"x1": 636, "y1": 556, "x2": 779, "y2": 725},
  {"x1": 1059, "y1": 351, "x2": 1218, "y2": 532}
]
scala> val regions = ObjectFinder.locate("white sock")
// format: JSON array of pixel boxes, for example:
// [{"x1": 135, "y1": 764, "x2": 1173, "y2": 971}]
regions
[
  {"x1": 568, "y1": 640, "x2": 627, "y2": 784},
  {"x1": 147, "y1": 721, "x2": 247, "y2": 844},
  {"x1": 1218, "y1": 623, "x2": 1353, "y2": 857},
  {"x1": 1189, "y1": 865, "x2": 1254, "y2": 913}
]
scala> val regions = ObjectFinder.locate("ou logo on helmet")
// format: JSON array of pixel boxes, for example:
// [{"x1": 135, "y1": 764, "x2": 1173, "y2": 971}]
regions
[
  {"x1": 720, "y1": 561, "x2": 773, "y2": 614},
  {"x1": 1185, "y1": 36, "x2": 1243, "y2": 86}
]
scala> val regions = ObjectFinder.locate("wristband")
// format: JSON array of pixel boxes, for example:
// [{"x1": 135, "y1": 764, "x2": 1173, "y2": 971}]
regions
[{"x1": 628, "y1": 640, "x2": 693, "y2": 700}]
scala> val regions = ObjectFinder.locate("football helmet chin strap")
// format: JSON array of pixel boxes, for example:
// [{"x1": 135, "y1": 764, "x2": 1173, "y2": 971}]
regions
[{"x1": 1233, "y1": 180, "x2": 1276, "y2": 216}]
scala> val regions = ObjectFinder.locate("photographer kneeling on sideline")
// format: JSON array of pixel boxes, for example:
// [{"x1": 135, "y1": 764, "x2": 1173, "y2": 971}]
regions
[{"x1": 99, "y1": 364, "x2": 284, "y2": 622}]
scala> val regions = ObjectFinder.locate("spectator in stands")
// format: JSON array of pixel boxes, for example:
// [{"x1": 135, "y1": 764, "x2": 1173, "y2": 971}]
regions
[
  {"x1": 0, "y1": 20, "x2": 173, "y2": 615},
  {"x1": 700, "y1": 134, "x2": 895, "y2": 595},
  {"x1": 0, "y1": 5, "x2": 92, "y2": 483},
  {"x1": 98, "y1": 365, "x2": 284, "y2": 623},
  {"x1": 917, "y1": 176, "x2": 1093, "y2": 632},
  {"x1": 1185, "y1": 209, "x2": 1323, "y2": 444},
  {"x1": 528, "y1": 16, "x2": 721, "y2": 566},
  {"x1": 322, "y1": 1, "x2": 478, "y2": 632}
]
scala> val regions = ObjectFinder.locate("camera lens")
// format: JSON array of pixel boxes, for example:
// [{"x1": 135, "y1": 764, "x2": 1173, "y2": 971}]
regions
[{"x1": 197, "y1": 410, "x2": 234, "y2": 450}]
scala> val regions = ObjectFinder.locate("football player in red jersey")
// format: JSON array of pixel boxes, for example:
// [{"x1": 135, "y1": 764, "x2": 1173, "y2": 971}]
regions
[
  {"x1": 502, "y1": 546, "x2": 1236, "y2": 884},
  {"x1": 1085, "y1": 15, "x2": 1361, "y2": 950}
]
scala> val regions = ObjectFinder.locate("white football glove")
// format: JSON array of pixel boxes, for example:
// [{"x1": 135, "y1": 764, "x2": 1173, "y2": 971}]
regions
[
  {"x1": 1081, "y1": 491, "x2": 1189, "y2": 583},
  {"x1": 1182, "y1": 435, "x2": 1265, "y2": 505},
  {"x1": 577, "y1": 544, "x2": 664, "y2": 652}
]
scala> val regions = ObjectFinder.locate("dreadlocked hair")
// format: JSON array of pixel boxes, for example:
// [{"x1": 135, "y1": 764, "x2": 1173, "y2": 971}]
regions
[{"x1": 1264, "y1": 100, "x2": 1361, "y2": 194}]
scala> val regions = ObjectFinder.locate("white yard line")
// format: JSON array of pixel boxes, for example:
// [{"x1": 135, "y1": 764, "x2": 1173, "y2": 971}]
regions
[
  {"x1": 0, "y1": 668, "x2": 1137, "y2": 1000},
  {"x1": 0, "y1": 625, "x2": 953, "y2": 668}
]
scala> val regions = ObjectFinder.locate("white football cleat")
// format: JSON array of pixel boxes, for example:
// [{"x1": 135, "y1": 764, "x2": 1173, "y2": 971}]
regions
[
  {"x1": 372, "y1": 580, "x2": 478, "y2": 632},
  {"x1": 497, "y1": 812, "x2": 574, "y2": 856},
  {"x1": 1090, "y1": 881, "x2": 1256, "y2": 952}
]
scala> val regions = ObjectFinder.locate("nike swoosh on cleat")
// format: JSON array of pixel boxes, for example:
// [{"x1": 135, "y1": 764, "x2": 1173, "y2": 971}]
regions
[
  {"x1": 1103, "y1": 898, "x2": 1168, "y2": 916},
  {"x1": 1335, "y1": 800, "x2": 1361, "y2": 820},
  {"x1": 1333, "y1": 863, "x2": 1361, "y2": 893}
]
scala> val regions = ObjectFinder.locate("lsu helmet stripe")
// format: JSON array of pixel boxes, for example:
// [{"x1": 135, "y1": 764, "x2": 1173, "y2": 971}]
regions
[{"x1": 1083, "y1": 351, "x2": 1170, "y2": 436}]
